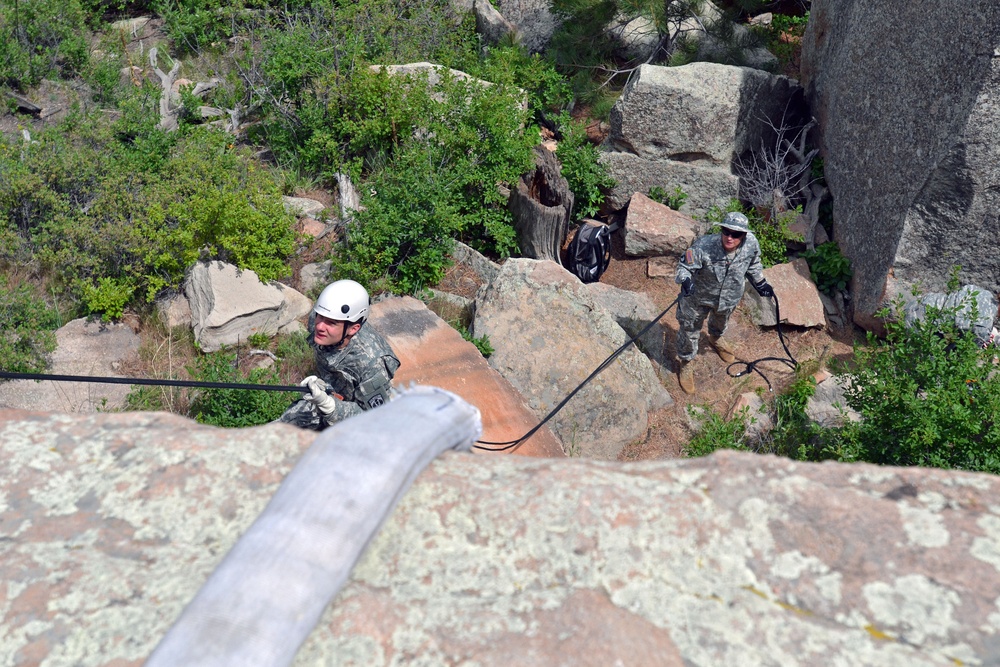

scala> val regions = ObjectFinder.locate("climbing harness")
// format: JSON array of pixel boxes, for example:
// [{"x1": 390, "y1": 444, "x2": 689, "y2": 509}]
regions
[
  {"x1": 474, "y1": 296, "x2": 682, "y2": 453},
  {"x1": 724, "y1": 293, "x2": 798, "y2": 392}
]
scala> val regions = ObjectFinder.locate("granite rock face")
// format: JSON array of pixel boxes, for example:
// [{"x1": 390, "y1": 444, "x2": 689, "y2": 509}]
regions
[
  {"x1": 801, "y1": 0, "x2": 1000, "y2": 328},
  {"x1": 5, "y1": 410, "x2": 1000, "y2": 666},
  {"x1": 600, "y1": 62, "x2": 808, "y2": 214},
  {"x1": 472, "y1": 258, "x2": 672, "y2": 459},
  {"x1": 0, "y1": 318, "x2": 140, "y2": 413}
]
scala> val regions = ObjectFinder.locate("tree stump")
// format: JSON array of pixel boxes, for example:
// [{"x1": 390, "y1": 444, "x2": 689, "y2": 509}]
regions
[{"x1": 509, "y1": 146, "x2": 574, "y2": 265}]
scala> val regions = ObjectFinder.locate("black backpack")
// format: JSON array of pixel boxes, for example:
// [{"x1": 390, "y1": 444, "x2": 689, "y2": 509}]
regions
[{"x1": 566, "y1": 220, "x2": 618, "y2": 283}]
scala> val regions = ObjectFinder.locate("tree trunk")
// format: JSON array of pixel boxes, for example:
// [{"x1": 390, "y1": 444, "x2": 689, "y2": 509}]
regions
[{"x1": 509, "y1": 146, "x2": 574, "y2": 265}]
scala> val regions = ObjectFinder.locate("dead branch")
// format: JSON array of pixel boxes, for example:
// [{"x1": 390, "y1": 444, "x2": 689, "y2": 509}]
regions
[{"x1": 149, "y1": 47, "x2": 180, "y2": 131}]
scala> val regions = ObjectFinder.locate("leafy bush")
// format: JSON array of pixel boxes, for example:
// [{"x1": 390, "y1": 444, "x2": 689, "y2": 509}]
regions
[
  {"x1": 323, "y1": 68, "x2": 536, "y2": 292},
  {"x1": 840, "y1": 299, "x2": 1000, "y2": 474},
  {"x1": 469, "y1": 44, "x2": 573, "y2": 120},
  {"x1": 459, "y1": 326, "x2": 493, "y2": 358},
  {"x1": 802, "y1": 242, "x2": 852, "y2": 295},
  {"x1": 554, "y1": 113, "x2": 616, "y2": 220},
  {"x1": 703, "y1": 200, "x2": 790, "y2": 267},
  {"x1": 648, "y1": 185, "x2": 688, "y2": 211},
  {"x1": 188, "y1": 352, "x2": 291, "y2": 427},
  {"x1": 683, "y1": 405, "x2": 751, "y2": 457},
  {"x1": 0, "y1": 0, "x2": 90, "y2": 89},
  {"x1": 0, "y1": 279, "x2": 60, "y2": 374},
  {"x1": 751, "y1": 12, "x2": 809, "y2": 75},
  {"x1": 0, "y1": 108, "x2": 296, "y2": 318}
]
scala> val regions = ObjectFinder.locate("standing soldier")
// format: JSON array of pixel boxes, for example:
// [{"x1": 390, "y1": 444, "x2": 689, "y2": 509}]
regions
[
  {"x1": 674, "y1": 211, "x2": 774, "y2": 394},
  {"x1": 278, "y1": 279, "x2": 400, "y2": 430}
]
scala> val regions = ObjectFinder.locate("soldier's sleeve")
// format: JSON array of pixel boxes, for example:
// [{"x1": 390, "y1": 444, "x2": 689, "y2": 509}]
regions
[
  {"x1": 744, "y1": 235, "x2": 764, "y2": 284},
  {"x1": 353, "y1": 353, "x2": 398, "y2": 410},
  {"x1": 320, "y1": 396, "x2": 364, "y2": 426},
  {"x1": 675, "y1": 242, "x2": 704, "y2": 284}
]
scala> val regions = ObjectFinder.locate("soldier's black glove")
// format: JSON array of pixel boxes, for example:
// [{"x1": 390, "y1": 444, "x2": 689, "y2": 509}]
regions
[
  {"x1": 753, "y1": 278, "x2": 774, "y2": 298},
  {"x1": 681, "y1": 277, "x2": 695, "y2": 297}
]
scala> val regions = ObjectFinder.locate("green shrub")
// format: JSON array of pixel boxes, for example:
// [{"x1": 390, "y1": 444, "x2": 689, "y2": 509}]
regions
[
  {"x1": 751, "y1": 12, "x2": 809, "y2": 74},
  {"x1": 703, "y1": 200, "x2": 790, "y2": 267},
  {"x1": 683, "y1": 405, "x2": 751, "y2": 457},
  {"x1": 0, "y1": 0, "x2": 90, "y2": 89},
  {"x1": 325, "y1": 68, "x2": 536, "y2": 292},
  {"x1": 802, "y1": 242, "x2": 852, "y2": 295},
  {"x1": 841, "y1": 298, "x2": 1000, "y2": 474},
  {"x1": 648, "y1": 185, "x2": 688, "y2": 211},
  {"x1": 459, "y1": 325, "x2": 493, "y2": 358},
  {"x1": 470, "y1": 45, "x2": 572, "y2": 119},
  {"x1": 0, "y1": 109, "x2": 295, "y2": 318},
  {"x1": 188, "y1": 352, "x2": 291, "y2": 427},
  {"x1": 0, "y1": 278, "x2": 60, "y2": 374},
  {"x1": 554, "y1": 112, "x2": 616, "y2": 220}
]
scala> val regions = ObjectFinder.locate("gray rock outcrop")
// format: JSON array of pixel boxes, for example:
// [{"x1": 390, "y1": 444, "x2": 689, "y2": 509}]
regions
[
  {"x1": 806, "y1": 371, "x2": 861, "y2": 428},
  {"x1": 0, "y1": 318, "x2": 139, "y2": 412},
  {"x1": 801, "y1": 1, "x2": 1000, "y2": 328},
  {"x1": 473, "y1": 0, "x2": 516, "y2": 45},
  {"x1": 489, "y1": 0, "x2": 558, "y2": 52},
  {"x1": 6, "y1": 410, "x2": 1000, "y2": 666},
  {"x1": 600, "y1": 62, "x2": 808, "y2": 214},
  {"x1": 473, "y1": 258, "x2": 672, "y2": 459},
  {"x1": 184, "y1": 261, "x2": 311, "y2": 352}
]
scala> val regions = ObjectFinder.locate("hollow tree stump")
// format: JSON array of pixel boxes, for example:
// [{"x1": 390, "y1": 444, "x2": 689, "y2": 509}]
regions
[{"x1": 509, "y1": 146, "x2": 574, "y2": 265}]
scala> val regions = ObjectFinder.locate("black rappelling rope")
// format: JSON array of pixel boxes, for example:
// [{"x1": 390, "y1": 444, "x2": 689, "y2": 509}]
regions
[
  {"x1": 474, "y1": 295, "x2": 681, "y2": 453},
  {"x1": 0, "y1": 371, "x2": 303, "y2": 393},
  {"x1": 724, "y1": 293, "x2": 798, "y2": 391}
]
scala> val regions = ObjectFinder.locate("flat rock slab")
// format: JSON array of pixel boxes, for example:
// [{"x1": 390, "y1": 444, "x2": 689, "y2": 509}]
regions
[
  {"x1": 0, "y1": 318, "x2": 139, "y2": 412},
  {"x1": 370, "y1": 296, "x2": 564, "y2": 457},
  {"x1": 4, "y1": 410, "x2": 1000, "y2": 666}
]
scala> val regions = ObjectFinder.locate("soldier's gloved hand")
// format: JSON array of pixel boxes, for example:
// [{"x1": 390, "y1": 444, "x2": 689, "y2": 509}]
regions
[
  {"x1": 681, "y1": 277, "x2": 695, "y2": 297},
  {"x1": 300, "y1": 375, "x2": 337, "y2": 415},
  {"x1": 753, "y1": 278, "x2": 775, "y2": 298}
]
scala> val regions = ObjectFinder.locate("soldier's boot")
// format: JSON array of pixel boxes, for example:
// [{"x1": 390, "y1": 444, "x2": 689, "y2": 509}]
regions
[
  {"x1": 678, "y1": 360, "x2": 696, "y2": 395},
  {"x1": 709, "y1": 335, "x2": 737, "y2": 363}
]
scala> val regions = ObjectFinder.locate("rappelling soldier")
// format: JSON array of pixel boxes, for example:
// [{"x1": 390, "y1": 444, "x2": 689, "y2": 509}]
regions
[
  {"x1": 674, "y1": 211, "x2": 775, "y2": 394},
  {"x1": 278, "y1": 279, "x2": 400, "y2": 430}
]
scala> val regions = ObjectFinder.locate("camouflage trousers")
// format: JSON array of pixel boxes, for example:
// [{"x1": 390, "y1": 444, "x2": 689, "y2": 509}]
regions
[{"x1": 676, "y1": 298, "x2": 733, "y2": 362}]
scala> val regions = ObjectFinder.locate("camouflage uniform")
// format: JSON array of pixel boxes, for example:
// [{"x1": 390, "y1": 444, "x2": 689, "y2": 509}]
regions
[
  {"x1": 675, "y1": 232, "x2": 764, "y2": 362},
  {"x1": 278, "y1": 314, "x2": 400, "y2": 430}
]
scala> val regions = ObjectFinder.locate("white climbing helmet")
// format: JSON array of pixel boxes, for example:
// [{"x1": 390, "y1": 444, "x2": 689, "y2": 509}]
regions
[
  {"x1": 314, "y1": 279, "x2": 370, "y2": 323},
  {"x1": 717, "y1": 211, "x2": 751, "y2": 233}
]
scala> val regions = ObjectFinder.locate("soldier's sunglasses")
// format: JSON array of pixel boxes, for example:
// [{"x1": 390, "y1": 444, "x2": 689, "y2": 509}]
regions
[{"x1": 721, "y1": 228, "x2": 746, "y2": 239}]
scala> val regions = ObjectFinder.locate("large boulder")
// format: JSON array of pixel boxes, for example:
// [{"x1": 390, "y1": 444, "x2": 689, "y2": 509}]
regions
[
  {"x1": 489, "y1": 0, "x2": 558, "y2": 52},
  {"x1": 800, "y1": 1, "x2": 1000, "y2": 329},
  {"x1": 473, "y1": 258, "x2": 672, "y2": 459},
  {"x1": 370, "y1": 296, "x2": 564, "y2": 457},
  {"x1": 0, "y1": 318, "x2": 139, "y2": 412},
  {"x1": 743, "y1": 258, "x2": 826, "y2": 328},
  {"x1": 6, "y1": 409, "x2": 1000, "y2": 666},
  {"x1": 184, "y1": 261, "x2": 312, "y2": 353},
  {"x1": 623, "y1": 191, "x2": 700, "y2": 257},
  {"x1": 600, "y1": 62, "x2": 808, "y2": 214},
  {"x1": 583, "y1": 281, "x2": 668, "y2": 370}
]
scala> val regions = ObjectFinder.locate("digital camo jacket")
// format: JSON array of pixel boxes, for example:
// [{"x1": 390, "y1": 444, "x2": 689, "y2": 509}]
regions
[
  {"x1": 675, "y1": 232, "x2": 765, "y2": 313},
  {"x1": 279, "y1": 316, "x2": 400, "y2": 430}
]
